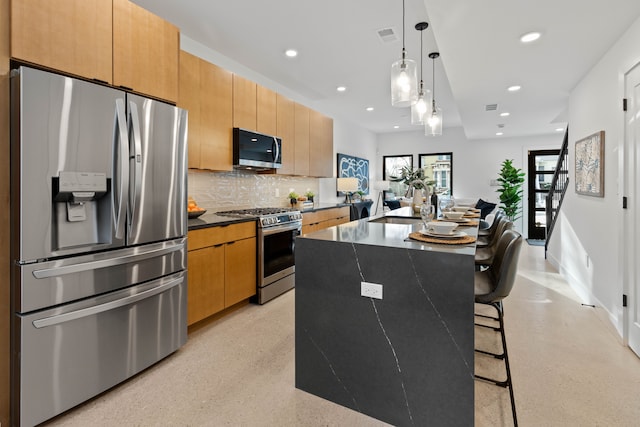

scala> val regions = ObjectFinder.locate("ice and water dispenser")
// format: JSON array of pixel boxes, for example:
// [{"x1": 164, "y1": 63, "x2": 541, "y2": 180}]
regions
[{"x1": 52, "y1": 171, "x2": 112, "y2": 250}]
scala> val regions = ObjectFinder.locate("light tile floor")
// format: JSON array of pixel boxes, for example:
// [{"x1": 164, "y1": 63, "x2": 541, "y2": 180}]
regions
[{"x1": 44, "y1": 244, "x2": 640, "y2": 426}]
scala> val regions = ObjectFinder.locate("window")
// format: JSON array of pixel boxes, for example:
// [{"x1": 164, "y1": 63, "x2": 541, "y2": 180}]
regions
[
  {"x1": 419, "y1": 152, "x2": 453, "y2": 196},
  {"x1": 383, "y1": 155, "x2": 413, "y2": 197}
]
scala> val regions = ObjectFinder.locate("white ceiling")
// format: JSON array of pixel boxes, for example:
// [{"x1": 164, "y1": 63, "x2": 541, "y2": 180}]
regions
[{"x1": 133, "y1": 0, "x2": 640, "y2": 140}]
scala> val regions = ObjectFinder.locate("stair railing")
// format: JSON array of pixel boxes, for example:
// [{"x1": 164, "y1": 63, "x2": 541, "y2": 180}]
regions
[{"x1": 545, "y1": 129, "x2": 569, "y2": 254}]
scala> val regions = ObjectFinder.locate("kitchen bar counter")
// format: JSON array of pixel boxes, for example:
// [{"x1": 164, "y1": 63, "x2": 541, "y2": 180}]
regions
[{"x1": 294, "y1": 207, "x2": 475, "y2": 426}]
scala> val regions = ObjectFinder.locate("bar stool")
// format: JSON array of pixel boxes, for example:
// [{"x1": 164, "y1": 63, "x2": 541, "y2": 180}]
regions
[
  {"x1": 475, "y1": 218, "x2": 513, "y2": 269},
  {"x1": 474, "y1": 229, "x2": 523, "y2": 427}
]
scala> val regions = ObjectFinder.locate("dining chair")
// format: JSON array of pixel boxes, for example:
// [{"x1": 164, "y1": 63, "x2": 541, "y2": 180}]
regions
[
  {"x1": 475, "y1": 218, "x2": 513, "y2": 269},
  {"x1": 474, "y1": 229, "x2": 523, "y2": 427}
]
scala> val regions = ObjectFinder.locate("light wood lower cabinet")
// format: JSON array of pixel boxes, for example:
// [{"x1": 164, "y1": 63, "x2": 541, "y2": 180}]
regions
[
  {"x1": 301, "y1": 207, "x2": 351, "y2": 234},
  {"x1": 187, "y1": 222, "x2": 257, "y2": 325}
]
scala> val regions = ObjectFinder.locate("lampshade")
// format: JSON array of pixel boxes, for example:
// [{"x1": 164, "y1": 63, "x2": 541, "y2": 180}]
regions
[
  {"x1": 337, "y1": 177, "x2": 359, "y2": 192},
  {"x1": 411, "y1": 22, "x2": 429, "y2": 124},
  {"x1": 373, "y1": 180, "x2": 390, "y2": 191},
  {"x1": 390, "y1": 0, "x2": 418, "y2": 107},
  {"x1": 426, "y1": 52, "x2": 443, "y2": 136},
  {"x1": 426, "y1": 103, "x2": 443, "y2": 136}
]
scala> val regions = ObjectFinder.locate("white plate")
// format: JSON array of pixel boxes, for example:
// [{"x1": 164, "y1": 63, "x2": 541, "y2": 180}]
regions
[
  {"x1": 419, "y1": 229, "x2": 467, "y2": 239},
  {"x1": 440, "y1": 217, "x2": 470, "y2": 223}
]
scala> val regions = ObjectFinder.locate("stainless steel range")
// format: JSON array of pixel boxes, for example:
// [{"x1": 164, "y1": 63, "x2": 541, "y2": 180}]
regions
[{"x1": 217, "y1": 208, "x2": 302, "y2": 304}]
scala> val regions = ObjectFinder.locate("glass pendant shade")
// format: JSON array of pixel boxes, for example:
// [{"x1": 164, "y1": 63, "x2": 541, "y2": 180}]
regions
[
  {"x1": 391, "y1": 55, "x2": 418, "y2": 107},
  {"x1": 411, "y1": 86, "x2": 430, "y2": 124},
  {"x1": 425, "y1": 104, "x2": 443, "y2": 136}
]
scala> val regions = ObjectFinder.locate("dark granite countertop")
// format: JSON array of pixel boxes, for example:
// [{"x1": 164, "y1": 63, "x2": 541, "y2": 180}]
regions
[
  {"x1": 299, "y1": 206, "x2": 477, "y2": 256},
  {"x1": 188, "y1": 213, "x2": 256, "y2": 230},
  {"x1": 298, "y1": 202, "x2": 351, "y2": 213}
]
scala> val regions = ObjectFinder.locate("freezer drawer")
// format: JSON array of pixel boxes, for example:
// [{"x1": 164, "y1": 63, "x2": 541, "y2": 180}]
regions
[
  {"x1": 12, "y1": 271, "x2": 187, "y2": 427},
  {"x1": 15, "y1": 237, "x2": 186, "y2": 313}
]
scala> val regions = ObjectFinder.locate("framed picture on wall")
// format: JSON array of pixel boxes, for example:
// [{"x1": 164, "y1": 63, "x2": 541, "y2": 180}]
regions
[
  {"x1": 383, "y1": 155, "x2": 413, "y2": 197},
  {"x1": 575, "y1": 131, "x2": 604, "y2": 197},
  {"x1": 419, "y1": 152, "x2": 453, "y2": 196},
  {"x1": 337, "y1": 153, "x2": 370, "y2": 195}
]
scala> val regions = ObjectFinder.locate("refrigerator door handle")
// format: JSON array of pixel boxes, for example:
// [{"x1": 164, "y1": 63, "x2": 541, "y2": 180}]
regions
[
  {"x1": 113, "y1": 98, "x2": 129, "y2": 239},
  {"x1": 32, "y1": 241, "x2": 185, "y2": 279},
  {"x1": 128, "y1": 101, "x2": 143, "y2": 233},
  {"x1": 32, "y1": 276, "x2": 183, "y2": 328}
]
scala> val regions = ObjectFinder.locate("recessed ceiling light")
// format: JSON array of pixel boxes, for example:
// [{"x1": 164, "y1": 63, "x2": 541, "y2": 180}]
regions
[
  {"x1": 366, "y1": 107, "x2": 374, "y2": 111},
  {"x1": 336, "y1": 86, "x2": 347, "y2": 92},
  {"x1": 500, "y1": 112, "x2": 510, "y2": 117},
  {"x1": 507, "y1": 85, "x2": 521, "y2": 92},
  {"x1": 393, "y1": 125, "x2": 400, "y2": 129},
  {"x1": 520, "y1": 32, "x2": 541, "y2": 43},
  {"x1": 284, "y1": 49, "x2": 298, "y2": 58},
  {"x1": 556, "y1": 127, "x2": 565, "y2": 132},
  {"x1": 496, "y1": 132, "x2": 504, "y2": 136}
]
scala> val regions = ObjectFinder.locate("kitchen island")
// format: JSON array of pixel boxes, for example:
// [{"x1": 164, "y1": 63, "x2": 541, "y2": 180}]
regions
[{"x1": 295, "y1": 207, "x2": 476, "y2": 426}]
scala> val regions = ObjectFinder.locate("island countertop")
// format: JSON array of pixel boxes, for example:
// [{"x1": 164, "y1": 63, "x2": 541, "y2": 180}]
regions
[{"x1": 298, "y1": 206, "x2": 478, "y2": 256}]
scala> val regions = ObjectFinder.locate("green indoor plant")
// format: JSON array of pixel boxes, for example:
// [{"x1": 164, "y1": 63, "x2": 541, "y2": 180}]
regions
[
  {"x1": 288, "y1": 191, "x2": 299, "y2": 206},
  {"x1": 304, "y1": 190, "x2": 315, "y2": 202},
  {"x1": 389, "y1": 166, "x2": 432, "y2": 197},
  {"x1": 496, "y1": 159, "x2": 525, "y2": 221}
]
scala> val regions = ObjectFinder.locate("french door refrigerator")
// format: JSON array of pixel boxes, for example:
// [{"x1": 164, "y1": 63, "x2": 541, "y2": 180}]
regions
[{"x1": 10, "y1": 66, "x2": 188, "y2": 427}]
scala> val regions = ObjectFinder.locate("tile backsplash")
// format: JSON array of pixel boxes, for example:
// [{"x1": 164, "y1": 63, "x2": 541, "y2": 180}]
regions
[{"x1": 188, "y1": 169, "x2": 320, "y2": 211}]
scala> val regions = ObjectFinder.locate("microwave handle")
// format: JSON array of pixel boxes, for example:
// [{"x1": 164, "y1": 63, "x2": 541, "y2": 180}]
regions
[{"x1": 273, "y1": 136, "x2": 280, "y2": 163}]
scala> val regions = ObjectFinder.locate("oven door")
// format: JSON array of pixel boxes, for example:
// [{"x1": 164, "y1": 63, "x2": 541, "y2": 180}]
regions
[{"x1": 259, "y1": 222, "x2": 301, "y2": 287}]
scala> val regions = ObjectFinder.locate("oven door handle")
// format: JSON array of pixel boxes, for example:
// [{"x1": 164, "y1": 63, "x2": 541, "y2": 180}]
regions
[{"x1": 261, "y1": 222, "x2": 301, "y2": 236}]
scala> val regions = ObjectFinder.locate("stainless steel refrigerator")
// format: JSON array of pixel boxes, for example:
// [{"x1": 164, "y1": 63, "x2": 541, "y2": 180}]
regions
[{"x1": 10, "y1": 66, "x2": 188, "y2": 427}]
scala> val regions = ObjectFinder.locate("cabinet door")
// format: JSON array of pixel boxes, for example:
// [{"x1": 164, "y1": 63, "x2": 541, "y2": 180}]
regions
[
  {"x1": 187, "y1": 245, "x2": 225, "y2": 325},
  {"x1": 257, "y1": 85, "x2": 277, "y2": 136},
  {"x1": 225, "y1": 238, "x2": 257, "y2": 307},
  {"x1": 113, "y1": 0, "x2": 179, "y2": 102},
  {"x1": 276, "y1": 94, "x2": 295, "y2": 175},
  {"x1": 179, "y1": 51, "x2": 202, "y2": 169},
  {"x1": 309, "y1": 110, "x2": 333, "y2": 177},
  {"x1": 200, "y1": 60, "x2": 233, "y2": 171},
  {"x1": 232, "y1": 75, "x2": 257, "y2": 130},
  {"x1": 294, "y1": 103, "x2": 310, "y2": 176},
  {"x1": 11, "y1": 0, "x2": 112, "y2": 83}
]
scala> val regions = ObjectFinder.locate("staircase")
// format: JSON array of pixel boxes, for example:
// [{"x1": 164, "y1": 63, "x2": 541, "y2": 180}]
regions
[{"x1": 545, "y1": 129, "x2": 569, "y2": 254}]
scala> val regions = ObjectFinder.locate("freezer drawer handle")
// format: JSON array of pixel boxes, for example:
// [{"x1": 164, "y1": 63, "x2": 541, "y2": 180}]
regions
[
  {"x1": 32, "y1": 243, "x2": 184, "y2": 279},
  {"x1": 32, "y1": 276, "x2": 183, "y2": 328}
]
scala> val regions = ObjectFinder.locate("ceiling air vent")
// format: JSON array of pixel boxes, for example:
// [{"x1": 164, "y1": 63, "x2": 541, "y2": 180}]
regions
[
  {"x1": 485, "y1": 104, "x2": 498, "y2": 111},
  {"x1": 497, "y1": 124, "x2": 505, "y2": 128},
  {"x1": 377, "y1": 27, "x2": 398, "y2": 44}
]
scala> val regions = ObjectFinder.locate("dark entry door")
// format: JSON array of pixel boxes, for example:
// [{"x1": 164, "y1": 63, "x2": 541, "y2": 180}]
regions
[{"x1": 528, "y1": 149, "x2": 560, "y2": 240}]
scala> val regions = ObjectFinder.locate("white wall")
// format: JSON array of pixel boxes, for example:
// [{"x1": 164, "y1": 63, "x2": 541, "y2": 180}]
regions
[
  {"x1": 546, "y1": 15, "x2": 640, "y2": 336},
  {"x1": 377, "y1": 127, "x2": 562, "y2": 233}
]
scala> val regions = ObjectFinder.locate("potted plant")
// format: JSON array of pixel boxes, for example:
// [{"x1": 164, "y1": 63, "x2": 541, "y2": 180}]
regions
[
  {"x1": 304, "y1": 190, "x2": 315, "y2": 203},
  {"x1": 288, "y1": 191, "x2": 299, "y2": 206},
  {"x1": 496, "y1": 159, "x2": 525, "y2": 221},
  {"x1": 389, "y1": 166, "x2": 434, "y2": 208}
]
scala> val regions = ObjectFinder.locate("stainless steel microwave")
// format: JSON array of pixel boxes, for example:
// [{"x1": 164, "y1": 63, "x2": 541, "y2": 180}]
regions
[{"x1": 233, "y1": 128, "x2": 282, "y2": 170}]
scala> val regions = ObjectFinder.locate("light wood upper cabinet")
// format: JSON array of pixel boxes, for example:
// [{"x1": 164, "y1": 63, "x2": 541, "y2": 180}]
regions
[
  {"x1": 257, "y1": 85, "x2": 277, "y2": 136},
  {"x1": 199, "y1": 59, "x2": 233, "y2": 171},
  {"x1": 309, "y1": 110, "x2": 334, "y2": 177},
  {"x1": 179, "y1": 51, "x2": 233, "y2": 171},
  {"x1": 178, "y1": 51, "x2": 201, "y2": 169},
  {"x1": 113, "y1": 0, "x2": 179, "y2": 103},
  {"x1": 11, "y1": 0, "x2": 113, "y2": 83},
  {"x1": 276, "y1": 94, "x2": 295, "y2": 175},
  {"x1": 294, "y1": 103, "x2": 310, "y2": 176},
  {"x1": 233, "y1": 75, "x2": 257, "y2": 130}
]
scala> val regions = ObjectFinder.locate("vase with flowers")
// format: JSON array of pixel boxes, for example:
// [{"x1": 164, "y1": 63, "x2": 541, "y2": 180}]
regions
[{"x1": 389, "y1": 166, "x2": 433, "y2": 211}]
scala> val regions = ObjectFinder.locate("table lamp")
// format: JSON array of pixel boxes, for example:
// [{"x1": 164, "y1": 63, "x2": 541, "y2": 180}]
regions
[{"x1": 337, "y1": 177, "x2": 359, "y2": 203}]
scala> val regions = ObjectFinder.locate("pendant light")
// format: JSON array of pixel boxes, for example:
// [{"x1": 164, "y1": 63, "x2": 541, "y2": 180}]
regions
[
  {"x1": 411, "y1": 22, "x2": 429, "y2": 124},
  {"x1": 426, "y1": 52, "x2": 443, "y2": 136},
  {"x1": 390, "y1": 0, "x2": 418, "y2": 107}
]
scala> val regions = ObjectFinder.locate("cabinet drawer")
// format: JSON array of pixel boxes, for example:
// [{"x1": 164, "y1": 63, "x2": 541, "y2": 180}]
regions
[
  {"x1": 302, "y1": 207, "x2": 350, "y2": 225},
  {"x1": 188, "y1": 222, "x2": 256, "y2": 250}
]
